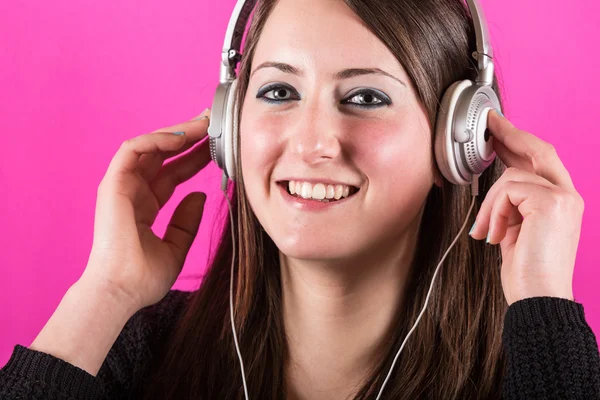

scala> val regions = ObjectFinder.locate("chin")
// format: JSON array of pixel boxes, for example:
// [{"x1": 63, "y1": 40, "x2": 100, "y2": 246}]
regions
[{"x1": 270, "y1": 228, "x2": 365, "y2": 262}]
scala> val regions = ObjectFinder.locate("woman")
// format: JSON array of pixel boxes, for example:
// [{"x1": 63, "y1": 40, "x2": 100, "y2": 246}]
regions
[{"x1": 1, "y1": 0, "x2": 598, "y2": 398}]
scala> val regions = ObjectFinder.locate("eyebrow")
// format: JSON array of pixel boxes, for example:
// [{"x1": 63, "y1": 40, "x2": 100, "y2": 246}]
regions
[{"x1": 250, "y1": 61, "x2": 407, "y2": 87}]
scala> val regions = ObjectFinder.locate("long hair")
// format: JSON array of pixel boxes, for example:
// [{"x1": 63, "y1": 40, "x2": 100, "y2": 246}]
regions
[{"x1": 140, "y1": 0, "x2": 507, "y2": 398}]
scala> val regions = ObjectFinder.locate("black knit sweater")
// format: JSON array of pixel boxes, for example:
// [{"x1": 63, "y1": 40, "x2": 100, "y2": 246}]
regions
[{"x1": 1, "y1": 291, "x2": 599, "y2": 399}]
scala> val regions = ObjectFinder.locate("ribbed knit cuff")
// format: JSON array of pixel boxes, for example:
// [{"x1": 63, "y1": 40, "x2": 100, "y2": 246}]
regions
[
  {"x1": 2, "y1": 344, "x2": 103, "y2": 399},
  {"x1": 504, "y1": 296, "x2": 588, "y2": 331}
]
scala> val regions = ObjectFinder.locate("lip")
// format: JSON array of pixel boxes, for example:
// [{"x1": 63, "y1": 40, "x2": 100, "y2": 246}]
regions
[{"x1": 276, "y1": 182, "x2": 358, "y2": 211}]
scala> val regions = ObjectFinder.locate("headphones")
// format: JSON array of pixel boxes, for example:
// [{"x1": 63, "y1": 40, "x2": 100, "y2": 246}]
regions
[
  {"x1": 208, "y1": 1, "x2": 501, "y2": 399},
  {"x1": 207, "y1": 0, "x2": 501, "y2": 186}
]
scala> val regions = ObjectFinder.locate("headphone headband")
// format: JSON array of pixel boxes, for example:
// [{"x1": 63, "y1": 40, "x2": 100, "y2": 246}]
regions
[
  {"x1": 218, "y1": 0, "x2": 494, "y2": 84},
  {"x1": 465, "y1": 0, "x2": 494, "y2": 85},
  {"x1": 219, "y1": 0, "x2": 257, "y2": 83}
]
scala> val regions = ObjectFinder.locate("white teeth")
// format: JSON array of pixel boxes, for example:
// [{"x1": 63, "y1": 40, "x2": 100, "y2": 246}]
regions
[
  {"x1": 300, "y1": 182, "x2": 312, "y2": 199},
  {"x1": 334, "y1": 184, "x2": 343, "y2": 200},
  {"x1": 285, "y1": 180, "x2": 355, "y2": 201},
  {"x1": 326, "y1": 184, "x2": 335, "y2": 199},
  {"x1": 343, "y1": 185, "x2": 349, "y2": 198},
  {"x1": 312, "y1": 183, "x2": 326, "y2": 200}
]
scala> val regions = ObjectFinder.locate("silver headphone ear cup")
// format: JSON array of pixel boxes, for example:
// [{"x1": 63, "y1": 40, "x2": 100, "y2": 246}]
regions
[
  {"x1": 453, "y1": 84, "x2": 500, "y2": 179},
  {"x1": 435, "y1": 80, "x2": 473, "y2": 186},
  {"x1": 208, "y1": 81, "x2": 233, "y2": 173},
  {"x1": 207, "y1": 79, "x2": 239, "y2": 180},
  {"x1": 435, "y1": 80, "x2": 501, "y2": 186},
  {"x1": 222, "y1": 79, "x2": 239, "y2": 181},
  {"x1": 209, "y1": 136, "x2": 218, "y2": 166}
]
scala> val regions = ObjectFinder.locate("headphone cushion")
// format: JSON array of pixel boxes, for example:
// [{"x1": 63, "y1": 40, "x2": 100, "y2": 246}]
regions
[
  {"x1": 223, "y1": 79, "x2": 239, "y2": 180},
  {"x1": 434, "y1": 80, "x2": 473, "y2": 185}
]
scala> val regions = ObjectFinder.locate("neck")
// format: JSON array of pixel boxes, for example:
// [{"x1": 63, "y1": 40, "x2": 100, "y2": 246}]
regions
[{"x1": 281, "y1": 215, "x2": 422, "y2": 400}]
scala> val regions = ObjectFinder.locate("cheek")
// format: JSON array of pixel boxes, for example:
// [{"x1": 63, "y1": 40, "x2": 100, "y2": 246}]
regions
[
  {"x1": 346, "y1": 117, "x2": 433, "y2": 182},
  {"x1": 240, "y1": 108, "x2": 282, "y2": 171},
  {"x1": 347, "y1": 117, "x2": 434, "y2": 220},
  {"x1": 240, "y1": 106, "x2": 288, "y2": 204}
]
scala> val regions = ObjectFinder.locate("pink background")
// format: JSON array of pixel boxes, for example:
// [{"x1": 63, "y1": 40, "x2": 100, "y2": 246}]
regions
[{"x1": 1, "y1": 0, "x2": 599, "y2": 367}]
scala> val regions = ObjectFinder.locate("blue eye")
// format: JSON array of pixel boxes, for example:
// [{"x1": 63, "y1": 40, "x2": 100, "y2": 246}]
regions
[{"x1": 256, "y1": 84, "x2": 391, "y2": 109}]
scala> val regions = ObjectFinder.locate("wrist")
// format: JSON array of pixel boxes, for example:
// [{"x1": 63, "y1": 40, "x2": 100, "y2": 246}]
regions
[
  {"x1": 508, "y1": 287, "x2": 574, "y2": 306},
  {"x1": 29, "y1": 275, "x2": 140, "y2": 376},
  {"x1": 75, "y1": 273, "x2": 141, "y2": 319}
]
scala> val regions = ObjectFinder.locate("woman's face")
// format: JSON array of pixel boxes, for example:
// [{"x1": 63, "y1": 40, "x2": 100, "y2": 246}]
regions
[{"x1": 240, "y1": 0, "x2": 441, "y2": 262}]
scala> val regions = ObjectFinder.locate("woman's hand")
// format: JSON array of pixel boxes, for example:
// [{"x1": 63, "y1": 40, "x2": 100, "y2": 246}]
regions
[
  {"x1": 81, "y1": 109, "x2": 212, "y2": 311},
  {"x1": 469, "y1": 110, "x2": 585, "y2": 306}
]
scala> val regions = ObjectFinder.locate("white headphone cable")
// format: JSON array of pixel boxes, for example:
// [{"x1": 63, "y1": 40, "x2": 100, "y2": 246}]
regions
[
  {"x1": 226, "y1": 173, "x2": 481, "y2": 400},
  {"x1": 223, "y1": 173, "x2": 250, "y2": 400},
  {"x1": 374, "y1": 174, "x2": 480, "y2": 399}
]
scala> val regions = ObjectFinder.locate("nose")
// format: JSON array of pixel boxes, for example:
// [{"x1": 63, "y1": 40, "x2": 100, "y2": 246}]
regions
[{"x1": 287, "y1": 103, "x2": 342, "y2": 165}]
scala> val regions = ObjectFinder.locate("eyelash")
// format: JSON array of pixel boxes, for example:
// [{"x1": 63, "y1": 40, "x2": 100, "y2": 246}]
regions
[{"x1": 256, "y1": 84, "x2": 392, "y2": 109}]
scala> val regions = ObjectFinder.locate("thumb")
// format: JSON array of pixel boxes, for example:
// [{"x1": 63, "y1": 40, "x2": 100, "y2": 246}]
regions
[{"x1": 163, "y1": 192, "x2": 207, "y2": 265}]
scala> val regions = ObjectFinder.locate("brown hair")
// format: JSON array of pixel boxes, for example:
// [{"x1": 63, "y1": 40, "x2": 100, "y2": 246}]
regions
[{"x1": 141, "y1": 0, "x2": 507, "y2": 398}]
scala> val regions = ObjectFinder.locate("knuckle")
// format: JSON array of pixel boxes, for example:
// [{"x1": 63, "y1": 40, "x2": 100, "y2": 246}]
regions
[
  {"x1": 528, "y1": 142, "x2": 556, "y2": 161},
  {"x1": 573, "y1": 192, "x2": 585, "y2": 213},
  {"x1": 97, "y1": 176, "x2": 111, "y2": 195},
  {"x1": 121, "y1": 138, "x2": 134, "y2": 149},
  {"x1": 545, "y1": 142, "x2": 557, "y2": 152},
  {"x1": 541, "y1": 143, "x2": 557, "y2": 158},
  {"x1": 548, "y1": 190, "x2": 572, "y2": 213},
  {"x1": 173, "y1": 172, "x2": 185, "y2": 186},
  {"x1": 504, "y1": 166, "x2": 520, "y2": 177}
]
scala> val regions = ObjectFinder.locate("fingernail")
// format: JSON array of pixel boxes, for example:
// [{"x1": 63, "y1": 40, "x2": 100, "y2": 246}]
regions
[
  {"x1": 486, "y1": 231, "x2": 491, "y2": 244},
  {"x1": 173, "y1": 131, "x2": 185, "y2": 135},
  {"x1": 193, "y1": 108, "x2": 210, "y2": 120},
  {"x1": 496, "y1": 109, "x2": 504, "y2": 118},
  {"x1": 469, "y1": 222, "x2": 476, "y2": 236}
]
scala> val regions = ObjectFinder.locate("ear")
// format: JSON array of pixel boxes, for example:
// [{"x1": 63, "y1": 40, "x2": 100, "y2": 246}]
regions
[
  {"x1": 433, "y1": 168, "x2": 444, "y2": 188},
  {"x1": 431, "y1": 147, "x2": 445, "y2": 188}
]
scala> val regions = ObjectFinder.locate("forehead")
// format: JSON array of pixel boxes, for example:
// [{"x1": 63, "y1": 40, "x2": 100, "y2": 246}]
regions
[{"x1": 251, "y1": 0, "x2": 407, "y2": 79}]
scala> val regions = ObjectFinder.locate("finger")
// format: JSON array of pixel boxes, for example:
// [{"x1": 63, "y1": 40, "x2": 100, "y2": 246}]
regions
[
  {"x1": 492, "y1": 138, "x2": 535, "y2": 175},
  {"x1": 472, "y1": 181, "x2": 554, "y2": 244},
  {"x1": 483, "y1": 191, "x2": 525, "y2": 245},
  {"x1": 138, "y1": 110, "x2": 211, "y2": 180},
  {"x1": 470, "y1": 167, "x2": 554, "y2": 239},
  {"x1": 487, "y1": 110, "x2": 575, "y2": 191},
  {"x1": 150, "y1": 138, "x2": 212, "y2": 208},
  {"x1": 137, "y1": 132, "x2": 208, "y2": 183},
  {"x1": 107, "y1": 131, "x2": 188, "y2": 177},
  {"x1": 150, "y1": 108, "x2": 211, "y2": 152},
  {"x1": 137, "y1": 152, "x2": 163, "y2": 182},
  {"x1": 112, "y1": 108, "x2": 210, "y2": 177},
  {"x1": 163, "y1": 192, "x2": 207, "y2": 268}
]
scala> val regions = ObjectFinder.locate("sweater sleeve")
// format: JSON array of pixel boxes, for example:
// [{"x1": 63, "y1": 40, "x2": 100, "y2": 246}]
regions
[
  {"x1": 0, "y1": 289, "x2": 191, "y2": 400},
  {"x1": 502, "y1": 296, "x2": 600, "y2": 399}
]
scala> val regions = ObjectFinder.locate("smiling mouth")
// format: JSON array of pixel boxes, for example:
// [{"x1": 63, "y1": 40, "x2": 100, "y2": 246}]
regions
[{"x1": 279, "y1": 180, "x2": 360, "y2": 202}]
